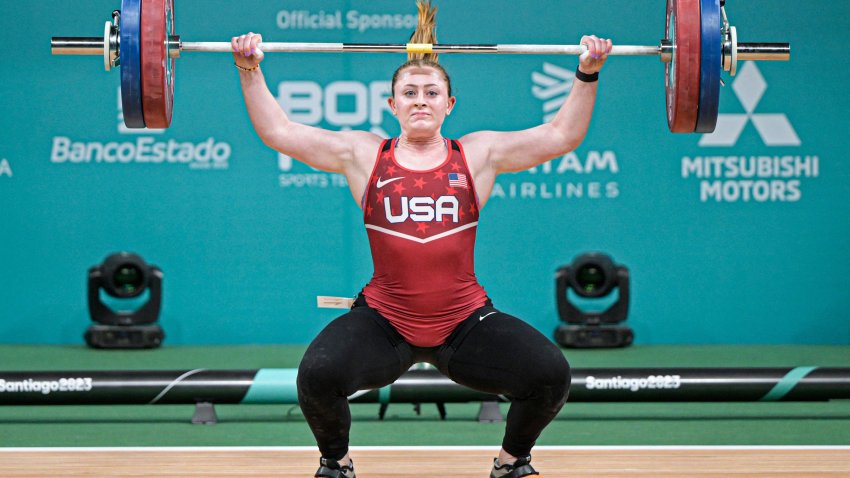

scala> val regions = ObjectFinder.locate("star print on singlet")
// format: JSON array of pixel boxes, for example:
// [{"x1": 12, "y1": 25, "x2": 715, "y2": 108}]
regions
[
  {"x1": 361, "y1": 138, "x2": 488, "y2": 347},
  {"x1": 363, "y1": 140, "x2": 480, "y2": 242}
]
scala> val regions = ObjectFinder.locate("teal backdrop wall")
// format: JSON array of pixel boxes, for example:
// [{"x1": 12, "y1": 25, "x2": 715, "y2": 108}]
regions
[{"x1": 1, "y1": 1, "x2": 848, "y2": 345}]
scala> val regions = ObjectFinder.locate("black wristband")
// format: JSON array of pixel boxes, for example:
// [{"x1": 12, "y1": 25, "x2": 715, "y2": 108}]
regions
[{"x1": 575, "y1": 67, "x2": 599, "y2": 83}]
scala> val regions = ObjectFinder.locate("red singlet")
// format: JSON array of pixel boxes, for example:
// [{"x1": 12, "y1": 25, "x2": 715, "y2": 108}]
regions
[{"x1": 361, "y1": 138, "x2": 488, "y2": 347}]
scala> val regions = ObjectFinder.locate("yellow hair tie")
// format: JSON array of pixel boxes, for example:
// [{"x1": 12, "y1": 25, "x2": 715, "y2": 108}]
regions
[{"x1": 406, "y1": 43, "x2": 433, "y2": 54}]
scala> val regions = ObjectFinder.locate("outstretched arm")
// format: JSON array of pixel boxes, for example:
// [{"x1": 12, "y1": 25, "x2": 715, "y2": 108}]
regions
[
  {"x1": 462, "y1": 35, "x2": 612, "y2": 176},
  {"x1": 232, "y1": 33, "x2": 380, "y2": 198}
]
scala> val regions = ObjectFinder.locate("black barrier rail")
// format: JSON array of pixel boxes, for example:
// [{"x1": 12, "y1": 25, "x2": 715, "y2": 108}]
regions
[{"x1": 2, "y1": 367, "x2": 850, "y2": 406}]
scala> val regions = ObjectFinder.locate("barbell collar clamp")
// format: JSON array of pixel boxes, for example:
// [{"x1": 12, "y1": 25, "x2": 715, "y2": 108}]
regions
[
  {"x1": 659, "y1": 39, "x2": 673, "y2": 63},
  {"x1": 168, "y1": 35, "x2": 181, "y2": 59},
  {"x1": 722, "y1": 25, "x2": 734, "y2": 75}
]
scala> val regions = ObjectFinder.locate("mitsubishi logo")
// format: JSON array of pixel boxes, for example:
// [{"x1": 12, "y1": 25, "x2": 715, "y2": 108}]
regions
[{"x1": 699, "y1": 62, "x2": 800, "y2": 147}]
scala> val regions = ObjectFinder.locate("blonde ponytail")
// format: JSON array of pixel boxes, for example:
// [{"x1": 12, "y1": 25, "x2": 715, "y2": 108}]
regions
[
  {"x1": 408, "y1": 1, "x2": 439, "y2": 62},
  {"x1": 391, "y1": 1, "x2": 453, "y2": 97}
]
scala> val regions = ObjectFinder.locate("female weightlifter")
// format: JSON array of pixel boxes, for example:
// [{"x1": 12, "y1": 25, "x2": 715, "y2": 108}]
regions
[{"x1": 232, "y1": 2, "x2": 610, "y2": 476}]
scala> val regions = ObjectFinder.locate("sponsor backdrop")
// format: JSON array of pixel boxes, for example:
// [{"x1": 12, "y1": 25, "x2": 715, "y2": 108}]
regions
[{"x1": 1, "y1": 1, "x2": 847, "y2": 345}]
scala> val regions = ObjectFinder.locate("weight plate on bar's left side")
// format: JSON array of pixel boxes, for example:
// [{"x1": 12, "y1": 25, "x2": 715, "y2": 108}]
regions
[
  {"x1": 120, "y1": 0, "x2": 145, "y2": 128},
  {"x1": 141, "y1": 0, "x2": 175, "y2": 128},
  {"x1": 695, "y1": 0, "x2": 721, "y2": 133},
  {"x1": 665, "y1": 0, "x2": 701, "y2": 133}
]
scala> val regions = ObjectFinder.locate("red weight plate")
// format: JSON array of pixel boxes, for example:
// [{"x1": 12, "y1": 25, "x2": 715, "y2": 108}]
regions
[
  {"x1": 141, "y1": 0, "x2": 175, "y2": 128},
  {"x1": 665, "y1": 0, "x2": 701, "y2": 133}
]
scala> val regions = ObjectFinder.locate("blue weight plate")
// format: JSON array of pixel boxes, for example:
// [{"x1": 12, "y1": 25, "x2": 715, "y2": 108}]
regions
[
  {"x1": 696, "y1": 0, "x2": 720, "y2": 133},
  {"x1": 120, "y1": 0, "x2": 145, "y2": 128}
]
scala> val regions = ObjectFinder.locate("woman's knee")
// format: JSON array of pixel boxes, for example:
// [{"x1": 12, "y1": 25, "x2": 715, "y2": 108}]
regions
[
  {"x1": 523, "y1": 352, "x2": 571, "y2": 404},
  {"x1": 546, "y1": 354, "x2": 571, "y2": 403},
  {"x1": 297, "y1": 349, "x2": 351, "y2": 399}
]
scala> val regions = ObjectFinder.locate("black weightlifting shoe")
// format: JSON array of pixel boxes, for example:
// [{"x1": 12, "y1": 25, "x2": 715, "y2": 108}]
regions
[
  {"x1": 489, "y1": 455, "x2": 541, "y2": 478},
  {"x1": 314, "y1": 457, "x2": 355, "y2": 478}
]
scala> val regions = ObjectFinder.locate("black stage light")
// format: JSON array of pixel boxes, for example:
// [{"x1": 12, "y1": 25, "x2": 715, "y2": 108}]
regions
[
  {"x1": 85, "y1": 252, "x2": 165, "y2": 349},
  {"x1": 554, "y1": 252, "x2": 633, "y2": 348}
]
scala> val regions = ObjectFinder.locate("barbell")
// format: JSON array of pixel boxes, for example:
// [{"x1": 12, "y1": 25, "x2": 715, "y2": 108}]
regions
[{"x1": 51, "y1": 0, "x2": 790, "y2": 132}]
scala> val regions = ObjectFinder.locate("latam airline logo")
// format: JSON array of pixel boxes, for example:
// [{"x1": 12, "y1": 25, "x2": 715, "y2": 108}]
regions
[
  {"x1": 0, "y1": 158, "x2": 11, "y2": 178},
  {"x1": 699, "y1": 62, "x2": 800, "y2": 147},
  {"x1": 491, "y1": 62, "x2": 620, "y2": 202},
  {"x1": 532, "y1": 62, "x2": 575, "y2": 122}
]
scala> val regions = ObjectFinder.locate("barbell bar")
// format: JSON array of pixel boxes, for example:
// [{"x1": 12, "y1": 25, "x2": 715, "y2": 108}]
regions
[
  {"x1": 50, "y1": 37, "x2": 787, "y2": 59},
  {"x1": 50, "y1": 0, "x2": 790, "y2": 132}
]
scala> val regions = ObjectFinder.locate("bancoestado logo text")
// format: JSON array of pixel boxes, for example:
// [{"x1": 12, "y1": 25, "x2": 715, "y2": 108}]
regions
[
  {"x1": 683, "y1": 62, "x2": 818, "y2": 203},
  {"x1": 49, "y1": 89, "x2": 232, "y2": 171}
]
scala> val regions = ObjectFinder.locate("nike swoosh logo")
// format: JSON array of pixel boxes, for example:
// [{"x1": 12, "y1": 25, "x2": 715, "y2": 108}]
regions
[
  {"x1": 479, "y1": 312, "x2": 497, "y2": 321},
  {"x1": 376, "y1": 176, "x2": 405, "y2": 188}
]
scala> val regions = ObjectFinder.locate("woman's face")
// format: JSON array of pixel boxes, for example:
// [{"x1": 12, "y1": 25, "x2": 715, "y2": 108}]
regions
[{"x1": 389, "y1": 66, "x2": 455, "y2": 136}]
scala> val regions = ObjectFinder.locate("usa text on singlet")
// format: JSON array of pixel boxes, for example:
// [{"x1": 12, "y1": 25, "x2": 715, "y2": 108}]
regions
[{"x1": 361, "y1": 138, "x2": 488, "y2": 347}]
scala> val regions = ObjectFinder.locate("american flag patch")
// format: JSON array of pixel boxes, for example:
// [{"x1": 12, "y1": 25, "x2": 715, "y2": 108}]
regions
[{"x1": 448, "y1": 172, "x2": 468, "y2": 189}]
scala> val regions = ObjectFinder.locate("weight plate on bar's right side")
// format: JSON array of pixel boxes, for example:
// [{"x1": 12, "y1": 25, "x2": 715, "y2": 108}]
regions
[
  {"x1": 120, "y1": 0, "x2": 146, "y2": 128},
  {"x1": 665, "y1": 0, "x2": 701, "y2": 133},
  {"x1": 695, "y1": 0, "x2": 721, "y2": 133},
  {"x1": 141, "y1": 0, "x2": 175, "y2": 128}
]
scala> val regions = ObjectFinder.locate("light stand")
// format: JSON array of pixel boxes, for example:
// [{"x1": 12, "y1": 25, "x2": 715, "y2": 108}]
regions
[
  {"x1": 555, "y1": 252, "x2": 633, "y2": 348},
  {"x1": 85, "y1": 252, "x2": 165, "y2": 349}
]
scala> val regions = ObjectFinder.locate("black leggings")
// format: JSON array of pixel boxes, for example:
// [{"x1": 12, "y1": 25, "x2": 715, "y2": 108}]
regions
[{"x1": 296, "y1": 296, "x2": 571, "y2": 460}]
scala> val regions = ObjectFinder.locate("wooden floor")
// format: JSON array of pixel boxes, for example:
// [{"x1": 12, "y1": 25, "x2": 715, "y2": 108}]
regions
[{"x1": 1, "y1": 447, "x2": 849, "y2": 477}]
